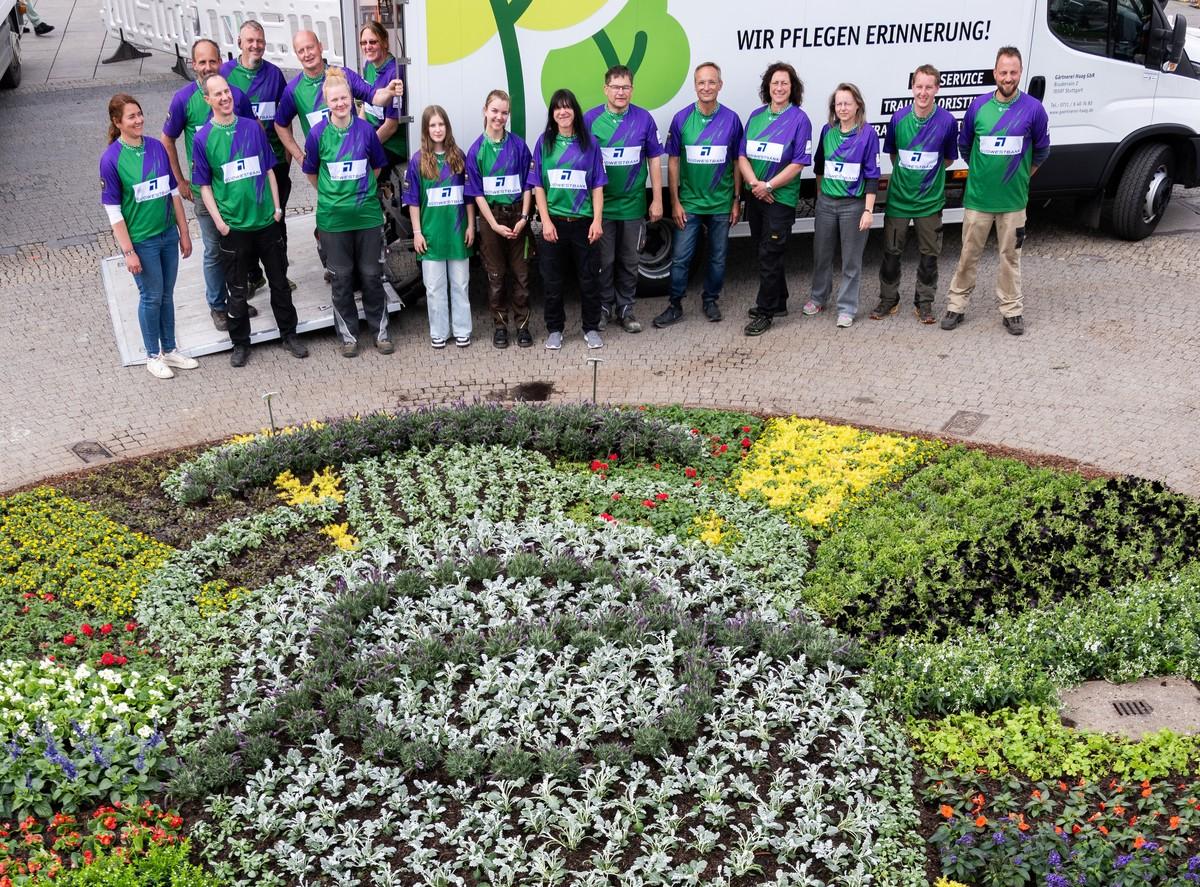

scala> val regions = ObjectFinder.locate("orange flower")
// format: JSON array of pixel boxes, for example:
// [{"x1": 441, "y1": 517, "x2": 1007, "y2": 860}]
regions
[
  {"x1": 1114, "y1": 806, "x2": 1126, "y2": 816},
  {"x1": 1072, "y1": 824, "x2": 1082, "y2": 834},
  {"x1": 1099, "y1": 802, "x2": 1106, "y2": 811},
  {"x1": 1054, "y1": 825, "x2": 1064, "y2": 835},
  {"x1": 1031, "y1": 789, "x2": 1042, "y2": 800},
  {"x1": 1098, "y1": 825, "x2": 1109, "y2": 835},
  {"x1": 1134, "y1": 835, "x2": 1146, "y2": 849},
  {"x1": 1141, "y1": 787, "x2": 1153, "y2": 798},
  {"x1": 1170, "y1": 816, "x2": 1182, "y2": 829},
  {"x1": 1058, "y1": 781, "x2": 1069, "y2": 792},
  {"x1": 939, "y1": 805, "x2": 954, "y2": 819},
  {"x1": 975, "y1": 816, "x2": 988, "y2": 828}
]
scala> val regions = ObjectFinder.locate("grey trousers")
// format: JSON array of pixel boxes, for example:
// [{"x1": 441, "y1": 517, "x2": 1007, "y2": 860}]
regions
[
  {"x1": 597, "y1": 218, "x2": 644, "y2": 316},
  {"x1": 810, "y1": 192, "x2": 870, "y2": 317}
]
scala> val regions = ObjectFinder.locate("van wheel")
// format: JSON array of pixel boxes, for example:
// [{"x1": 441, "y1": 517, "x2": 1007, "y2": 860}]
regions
[
  {"x1": 636, "y1": 218, "x2": 674, "y2": 297},
  {"x1": 1110, "y1": 142, "x2": 1174, "y2": 241},
  {"x1": 1, "y1": 19, "x2": 22, "y2": 89}
]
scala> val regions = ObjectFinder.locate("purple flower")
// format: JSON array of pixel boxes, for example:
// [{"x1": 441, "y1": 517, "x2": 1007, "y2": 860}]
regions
[
  {"x1": 1048, "y1": 850, "x2": 1062, "y2": 867},
  {"x1": 957, "y1": 834, "x2": 976, "y2": 846},
  {"x1": 1115, "y1": 854, "x2": 1132, "y2": 869},
  {"x1": 993, "y1": 831, "x2": 1007, "y2": 845},
  {"x1": 1141, "y1": 841, "x2": 1159, "y2": 852},
  {"x1": 1190, "y1": 856, "x2": 1200, "y2": 872},
  {"x1": 1046, "y1": 875, "x2": 1069, "y2": 887}
]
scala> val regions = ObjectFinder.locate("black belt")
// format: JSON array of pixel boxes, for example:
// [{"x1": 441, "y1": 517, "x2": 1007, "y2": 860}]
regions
[{"x1": 549, "y1": 214, "x2": 587, "y2": 223}]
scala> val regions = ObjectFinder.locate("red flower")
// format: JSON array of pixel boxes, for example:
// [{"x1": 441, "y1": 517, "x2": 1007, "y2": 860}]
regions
[
  {"x1": 607, "y1": 453, "x2": 618, "y2": 462},
  {"x1": 102, "y1": 816, "x2": 117, "y2": 831},
  {"x1": 80, "y1": 624, "x2": 94, "y2": 637},
  {"x1": 599, "y1": 513, "x2": 615, "y2": 522},
  {"x1": 742, "y1": 425, "x2": 751, "y2": 432},
  {"x1": 741, "y1": 437, "x2": 752, "y2": 448},
  {"x1": 610, "y1": 493, "x2": 621, "y2": 501},
  {"x1": 98, "y1": 652, "x2": 117, "y2": 667},
  {"x1": 124, "y1": 622, "x2": 137, "y2": 633},
  {"x1": 21, "y1": 593, "x2": 34, "y2": 600},
  {"x1": 96, "y1": 834, "x2": 112, "y2": 847},
  {"x1": 62, "y1": 635, "x2": 76, "y2": 646},
  {"x1": 717, "y1": 444, "x2": 728, "y2": 453},
  {"x1": 641, "y1": 499, "x2": 657, "y2": 509},
  {"x1": 82, "y1": 850, "x2": 93, "y2": 865},
  {"x1": 589, "y1": 460, "x2": 607, "y2": 472},
  {"x1": 41, "y1": 594, "x2": 54, "y2": 603},
  {"x1": 655, "y1": 492, "x2": 669, "y2": 501},
  {"x1": 99, "y1": 624, "x2": 113, "y2": 635},
  {"x1": 684, "y1": 467, "x2": 698, "y2": 478},
  {"x1": 115, "y1": 655, "x2": 127, "y2": 666}
]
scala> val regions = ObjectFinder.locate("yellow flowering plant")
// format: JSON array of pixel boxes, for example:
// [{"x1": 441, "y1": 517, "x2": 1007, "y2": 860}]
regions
[
  {"x1": 320, "y1": 523, "x2": 359, "y2": 551},
  {"x1": 732, "y1": 418, "x2": 941, "y2": 531},
  {"x1": 274, "y1": 468, "x2": 345, "y2": 506}
]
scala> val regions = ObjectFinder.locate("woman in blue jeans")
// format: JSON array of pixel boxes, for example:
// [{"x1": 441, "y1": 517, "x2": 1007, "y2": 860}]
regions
[
  {"x1": 805, "y1": 82, "x2": 880, "y2": 329},
  {"x1": 100, "y1": 93, "x2": 199, "y2": 379}
]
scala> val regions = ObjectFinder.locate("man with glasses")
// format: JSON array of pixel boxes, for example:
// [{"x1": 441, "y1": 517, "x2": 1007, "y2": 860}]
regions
[
  {"x1": 161, "y1": 38, "x2": 255, "y2": 332},
  {"x1": 654, "y1": 62, "x2": 743, "y2": 328},
  {"x1": 584, "y1": 65, "x2": 664, "y2": 334}
]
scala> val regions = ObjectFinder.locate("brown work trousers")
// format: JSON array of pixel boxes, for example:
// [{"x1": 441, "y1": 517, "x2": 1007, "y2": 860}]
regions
[
  {"x1": 477, "y1": 202, "x2": 531, "y2": 328},
  {"x1": 947, "y1": 208, "x2": 1027, "y2": 318}
]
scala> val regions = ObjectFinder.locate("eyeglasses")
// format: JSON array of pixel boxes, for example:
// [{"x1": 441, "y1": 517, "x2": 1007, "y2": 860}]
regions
[
  {"x1": 606, "y1": 84, "x2": 632, "y2": 92},
  {"x1": 359, "y1": 38, "x2": 379, "y2": 46}
]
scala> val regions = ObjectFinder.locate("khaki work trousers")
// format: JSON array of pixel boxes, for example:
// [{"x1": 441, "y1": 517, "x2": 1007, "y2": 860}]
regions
[{"x1": 946, "y1": 208, "x2": 1027, "y2": 318}]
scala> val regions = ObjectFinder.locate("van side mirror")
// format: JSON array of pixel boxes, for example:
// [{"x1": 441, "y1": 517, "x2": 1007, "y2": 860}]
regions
[{"x1": 1164, "y1": 14, "x2": 1188, "y2": 71}]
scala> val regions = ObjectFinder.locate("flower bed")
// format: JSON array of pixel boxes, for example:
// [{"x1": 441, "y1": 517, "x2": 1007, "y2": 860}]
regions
[{"x1": 1, "y1": 403, "x2": 1198, "y2": 885}]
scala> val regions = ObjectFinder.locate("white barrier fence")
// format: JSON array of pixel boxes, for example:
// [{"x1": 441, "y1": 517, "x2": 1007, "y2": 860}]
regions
[{"x1": 100, "y1": 0, "x2": 346, "y2": 73}]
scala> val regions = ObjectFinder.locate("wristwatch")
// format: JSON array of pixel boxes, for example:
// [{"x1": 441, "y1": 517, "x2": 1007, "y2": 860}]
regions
[{"x1": 764, "y1": 182, "x2": 774, "y2": 193}]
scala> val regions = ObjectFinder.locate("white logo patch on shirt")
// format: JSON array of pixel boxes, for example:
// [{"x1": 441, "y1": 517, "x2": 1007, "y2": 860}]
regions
[
  {"x1": 306, "y1": 108, "x2": 331, "y2": 129},
  {"x1": 363, "y1": 103, "x2": 384, "y2": 121},
  {"x1": 252, "y1": 101, "x2": 277, "y2": 122},
  {"x1": 132, "y1": 175, "x2": 170, "y2": 202},
  {"x1": 327, "y1": 159, "x2": 368, "y2": 181},
  {"x1": 825, "y1": 161, "x2": 862, "y2": 182},
  {"x1": 898, "y1": 150, "x2": 939, "y2": 171},
  {"x1": 601, "y1": 145, "x2": 642, "y2": 167},
  {"x1": 684, "y1": 144, "x2": 728, "y2": 165},
  {"x1": 426, "y1": 184, "x2": 465, "y2": 207},
  {"x1": 221, "y1": 156, "x2": 263, "y2": 183},
  {"x1": 979, "y1": 135, "x2": 1024, "y2": 156},
  {"x1": 549, "y1": 168, "x2": 589, "y2": 191},
  {"x1": 483, "y1": 174, "x2": 522, "y2": 197},
  {"x1": 747, "y1": 140, "x2": 784, "y2": 163}
]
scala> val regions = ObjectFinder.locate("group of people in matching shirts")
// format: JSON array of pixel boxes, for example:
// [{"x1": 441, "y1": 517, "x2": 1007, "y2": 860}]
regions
[{"x1": 100, "y1": 30, "x2": 1050, "y2": 378}]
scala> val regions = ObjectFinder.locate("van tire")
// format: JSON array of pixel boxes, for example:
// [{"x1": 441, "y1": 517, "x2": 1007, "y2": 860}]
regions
[
  {"x1": 1110, "y1": 142, "x2": 1174, "y2": 241},
  {"x1": 1, "y1": 18, "x2": 22, "y2": 89},
  {"x1": 636, "y1": 217, "x2": 675, "y2": 297}
]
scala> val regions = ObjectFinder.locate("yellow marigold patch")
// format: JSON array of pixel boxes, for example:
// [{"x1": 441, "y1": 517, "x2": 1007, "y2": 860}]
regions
[
  {"x1": 274, "y1": 467, "x2": 345, "y2": 506},
  {"x1": 693, "y1": 510, "x2": 728, "y2": 547},
  {"x1": 229, "y1": 419, "x2": 328, "y2": 446},
  {"x1": 193, "y1": 579, "x2": 248, "y2": 617},
  {"x1": 0, "y1": 488, "x2": 173, "y2": 617},
  {"x1": 732, "y1": 418, "x2": 939, "y2": 530},
  {"x1": 934, "y1": 880, "x2": 973, "y2": 887},
  {"x1": 321, "y1": 523, "x2": 359, "y2": 551}
]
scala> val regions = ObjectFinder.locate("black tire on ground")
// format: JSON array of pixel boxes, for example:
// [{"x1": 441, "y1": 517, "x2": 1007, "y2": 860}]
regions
[
  {"x1": 1, "y1": 19, "x2": 22, "y2": 89},
  {"x1": 1109, "y1": 142, "x2": 1175, "y2": 241},
  {"x1": 636, "y1": 217, "x2": 675, "y2": 298}
]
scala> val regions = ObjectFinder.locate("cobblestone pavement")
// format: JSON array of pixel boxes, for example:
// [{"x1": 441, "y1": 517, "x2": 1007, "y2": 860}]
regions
[{"x1": 1, "y1": 77, "x2": 1198, "y2": 494}]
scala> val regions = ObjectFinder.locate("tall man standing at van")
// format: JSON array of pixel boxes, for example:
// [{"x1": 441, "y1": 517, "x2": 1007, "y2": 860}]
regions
[
  {"x1": 654, "y1": 62, "x2": 743, "y2": 328},
  {"x1": 161, "y1": 38, "x2": 255, "y2": 332},
  {"x1": 873, "y1": 64, "x2": 959, "y2": 324},
  {"x1": 942, "y1": 46, "x2": 1049, "y2": 336},
  {"x1": 585, "y1": 64, "x2": 664, "y2": 334}
]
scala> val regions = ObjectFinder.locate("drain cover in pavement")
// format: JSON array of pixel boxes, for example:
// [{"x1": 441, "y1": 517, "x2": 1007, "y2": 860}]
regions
[
  {"x1": 511, "y1": 381, "x2": 554, "y2": 402},
  {"x1": 942, "y1": 410, "x2": 988, "y2": 435},
  {"x1": 1113, "y1": 700, "x2": 1153, "y2": 717},
  {"x1": 70, "y1": 441, "x2": 114, "y2": 463}
]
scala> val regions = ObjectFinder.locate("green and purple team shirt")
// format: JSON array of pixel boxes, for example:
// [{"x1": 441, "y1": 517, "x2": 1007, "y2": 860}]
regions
[
  {"x1": 464, "y1": 131, "x2": 532, "y2": 207},
  {"x1": 664, "y1": 103, "x2": 743, "y2": 215},
  {"x1": 960, "y1": 91, "x2": 1051, "y2": 214},
  {"x1": 220, "y1": 57, "x2": 288, "y2": 166},
  {"x1": 816, "y1": 123, "x2": 881, "y2": 199},
  {"x1": 276, "y1": 67, "x2": 376, "y2": 138},
  {"x1": 883, "y1": 105, "x2": 959, "y2": 218},
  {"x1": 527, "y1": 134, "x2": 608, "y2": 219},
  {"x1": 583, "y1": 104, "x2": 663, "y2": 221},
  {"x1": 99, "y1": 138, "x2": 177, "y2": 244},
  {"x1": 162, "y1": 81, "x2": 254, "y2": 173},
  {"x1": 302, "y1": 116, "x2": 387, "y2": 233},
  {"x1": 192, "y1": 116, "x2": 278, "y2": 232},
  {"x1": 361, "y1": 55, "x2": 407, "y2": 159},
  {"x1": 401, "y1": 150, "x2": 472, "y2": 262},
  {"x1": 739, "y1": 104, "x2": 813, "y2": 208}
]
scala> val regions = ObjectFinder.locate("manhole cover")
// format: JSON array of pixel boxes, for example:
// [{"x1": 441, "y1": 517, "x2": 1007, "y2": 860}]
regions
[
  {"x1": 511, "y1": 381, "x2": 554, "y2": 402},
  {"x1": 942, "y1": 410, "x2": 988, "y2": 436},
  {"x1": 70, "y1": 440, "x2": 114, "y2": 463},
  {"x1": 1113, "y1": 700, "x2": 1153, "y2": 717}
]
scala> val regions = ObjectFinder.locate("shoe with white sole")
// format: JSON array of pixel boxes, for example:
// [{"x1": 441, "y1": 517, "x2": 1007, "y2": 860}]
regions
[
  {"x1": 545, "y1": 331, "x2": 563, "y2": 350},
  {"x1": 146, "y1": 355, "x2": 174, "y2": 379},
  {"x1": 836, "y1": 313, "x2": 854, "y2": 328},
  {"x1": 160, "y1": 350, "x2": 199, "y2": 370},
  {"x1": 583, "y1": 330, "x2": 603, "y2": 349}
]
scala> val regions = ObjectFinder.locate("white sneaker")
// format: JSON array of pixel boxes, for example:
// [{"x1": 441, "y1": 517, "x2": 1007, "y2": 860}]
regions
[
  {"x1": 545, "y1": 331, "x2": 563, "y2": 350},
  {"x1": 160, "y1": 349, "x2": 199, "y2": 370},
  {"x1": 146, "y1": 355, "x2": 174, "y2": 379},
  {"x1": 583, "y1": 330, "x2": 603, "y2": 349},
  {"x1": 836, "y1": 313, "x2": 854, "y2": 328}
]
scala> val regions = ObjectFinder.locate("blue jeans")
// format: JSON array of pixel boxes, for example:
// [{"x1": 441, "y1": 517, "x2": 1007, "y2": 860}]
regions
[
  {"x1": 132, "y1": 226, "x2": 180, "y2": 356},
  {"x1": 668, "y1": 212, "x2": 730, "y2": 306},
  {"x1": 193, "y1": 199, "x2": 228, "y2": 312}
]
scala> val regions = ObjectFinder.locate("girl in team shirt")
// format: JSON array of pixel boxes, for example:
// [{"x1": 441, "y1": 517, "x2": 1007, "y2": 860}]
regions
[
  {"x1": 528, "y1": 88, "x2": 607, "y2": 351},
  {"x1": 100, "y1": 93, "x2": 200, "y2": 380},
  {"x1": 465, "y1": 89, "x2": 534, "y2": 349},
  {"x1": 302, "y1": 68, "x2": 393, "y2": 357},
  {"x1": 806, "y1": 82, "x2": 880, "y2": 329},
  {"x1": 402, "y1": 106, "x2": 475, "y2": 348},
  {"x1": 357, "y1": 21, "x2": 407, "y2": 185},
  {"x1": 738, "y1": 62, "x2": 813, "y2": 336}
]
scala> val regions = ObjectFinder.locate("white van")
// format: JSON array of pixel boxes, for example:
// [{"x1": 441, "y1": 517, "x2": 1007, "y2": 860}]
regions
[
  {"x1": 325, "y1": 0, "x2": 1196, "y2": 248},
  {"x1": 0, "y1": 0, "x2": 22, "y2": 88}
]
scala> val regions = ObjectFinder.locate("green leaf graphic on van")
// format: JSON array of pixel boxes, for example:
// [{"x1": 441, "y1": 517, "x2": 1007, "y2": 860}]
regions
[
  {"x1": 427, "y1": 0, "x2": 605, "y2": 136},
  {"x1": 540, "y1": 0, "x2": 690, "y2": 113}
]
